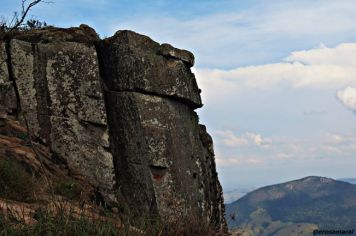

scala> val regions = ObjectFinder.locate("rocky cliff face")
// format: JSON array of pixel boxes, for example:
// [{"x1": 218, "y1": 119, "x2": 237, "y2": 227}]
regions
[{"x1": 0, "y1": 25, "x2": 226, "y2": 232}]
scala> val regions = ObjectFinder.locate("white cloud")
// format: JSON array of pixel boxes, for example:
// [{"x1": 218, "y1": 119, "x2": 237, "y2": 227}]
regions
[
  {"x1": 245, "y1": 157, "x2": 263, "y2": 165},
  {"x1": 252, "y1": 133, "x2": 263, "y2": 146},
  {"x1": 326, "y1": 133, "x2": 356, "y2": 147},
  {"x1": 195, "y1": 43, "x2": 356, "y2": 91},
  {"x1": 321, "y1": 132, "x2": 356, "y2": 155},
  {"x1": 285, "y1": 43, "x2": 356, "y2": 66},
  {"x1": 326, "y1": 134, "x2": 345, "y2": 144},
  {"x1": 216, "y1": 130, "x2": 271, "y2": 148},
  {"x1": 337, "y1": 87, "x2": 356, "y2": 112},
  {"x1": 275, "y1": 153, "x2": 293, "y2": 160},
  {"x1": 217, "y1": 130, "x2": 248, "y2": 147},
  {"x1": 321, "y1": 145, "x2": 344, "y2": 155},
  {"x1": 192, "y1": 68, "x2": 239, "y2": 104},
  {"x1": 215, "y1": 133, "x2": 356, "y2": 169},
  {"x1": 215, "y1": 155, "x2": 264, "y2": 167},
  {"x1": 215, "y1": 156, "x2": 241, "y2": 166}
]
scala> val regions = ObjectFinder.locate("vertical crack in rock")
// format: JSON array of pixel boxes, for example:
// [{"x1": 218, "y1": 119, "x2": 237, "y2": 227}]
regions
[
  {"x1": 4, "y1": 38, "x2": 22, "y2": 116},
  {"x1": 31, "y1": 43, "x2": 52, "y2": 144},
  {"x1": 102, "y1": 90, "x2": 159, "y2": 218}
]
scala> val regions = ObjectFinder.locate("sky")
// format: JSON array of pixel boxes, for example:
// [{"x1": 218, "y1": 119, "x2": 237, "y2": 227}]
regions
[{"x1": 2, "y1": 0, "x2": 356, "y2": 191}]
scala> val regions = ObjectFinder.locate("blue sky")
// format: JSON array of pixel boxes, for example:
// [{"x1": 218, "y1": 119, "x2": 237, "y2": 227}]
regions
[{"x1": 2, "y1": 0, "x2": 356, "y2": 190}]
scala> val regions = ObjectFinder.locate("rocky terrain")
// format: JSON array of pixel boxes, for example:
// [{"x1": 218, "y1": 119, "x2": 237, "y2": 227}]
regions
[
  {"x1": 0, "y1": 25, "x2": 227, "y2": 235},
  {"x1": 226, "y1": 176, "x2": 356, "y2": 236}
]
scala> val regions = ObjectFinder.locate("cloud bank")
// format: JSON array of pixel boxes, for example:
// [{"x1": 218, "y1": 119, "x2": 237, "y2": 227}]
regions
[
  {"x1": 217, "y1": 130, "x2": 271, "y2": 148},
  {"x1": 337, "y1": 87, "x2": 356, "y2": 112},
  {"x1": 195, "y1": 43, "x2": 356, "y2": 92}
]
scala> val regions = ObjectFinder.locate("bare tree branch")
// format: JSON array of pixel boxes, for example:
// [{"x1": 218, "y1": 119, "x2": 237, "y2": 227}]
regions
[
  {"x1": 8, "y1": 0, "x2": 43, "y2": 33},
  {"x1": 1, "y1": 0, "x2": 52, "y2": 35}
]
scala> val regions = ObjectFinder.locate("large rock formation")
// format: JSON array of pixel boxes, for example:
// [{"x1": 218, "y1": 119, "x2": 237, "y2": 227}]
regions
[
  {"x1": 2, "y1": 27, "x2": 116, "y2": 203},
  {"x1": 0, "y1": 25, "x2": 226, "y2": 232}
]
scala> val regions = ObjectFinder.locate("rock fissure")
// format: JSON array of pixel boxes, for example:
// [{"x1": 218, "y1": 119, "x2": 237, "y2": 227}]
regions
[
  {"x1": 104, "y1": 87, "x2": 203, "y2": 110},
  {"x1": 4, "y1": 38, "x2": 21, "y2": 116}
]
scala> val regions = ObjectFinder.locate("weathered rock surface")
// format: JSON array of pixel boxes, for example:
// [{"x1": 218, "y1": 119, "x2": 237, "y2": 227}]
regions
[
  {"x1": 159, "y1": 43, "x2": 195, "y2": 67},
  {"x1": 12, "y1": 24, "x2": 100, "y2": 44},
  {"x1": 98, "y1": 30, "x2": 202, "y2": 109},
  {"x1": 7, "y1": 27, "x2": 115, "y2": 203},
  {"x1": 106, "y1": 91, "x2": 225, "y2": 229},
  {"x1": 1, "y1": 26, "x2": 227, "y2": 233},
  {"x1": 0, "y1": 42, "x2": 17, "y2": 114}
]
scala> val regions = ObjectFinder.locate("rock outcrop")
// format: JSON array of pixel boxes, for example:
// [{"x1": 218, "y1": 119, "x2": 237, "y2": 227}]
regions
[
  {"x1": 0, "y1": 25, "x2": 226, "y2": 233},
  {"x1": 2, "y1": 27, "x2": 116, "y2": 204}
]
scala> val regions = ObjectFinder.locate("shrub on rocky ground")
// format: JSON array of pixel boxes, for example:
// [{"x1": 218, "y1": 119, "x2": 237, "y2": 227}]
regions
[{"x1": 0, "y1": 157, "x2": 37, "y2": 202}]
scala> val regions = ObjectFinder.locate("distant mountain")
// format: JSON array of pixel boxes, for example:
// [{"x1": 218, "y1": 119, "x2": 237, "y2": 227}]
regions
[
  {"x1": 338, "y1": 178, "x2": 356, "y2": 185},
  {"x1": 224, "y1": 187, "x2": 255, "y2": 204},
  {"x1": 226, "y1": 176, "x2": 356, "y2": 235}
]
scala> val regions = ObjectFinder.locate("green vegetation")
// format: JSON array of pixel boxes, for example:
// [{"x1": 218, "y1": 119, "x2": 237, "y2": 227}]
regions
[
  {"x1": 17, "y1": 132, "x2": 28, "y2": 141},
  {"x1": 0, "y1": 158, "x2": 37, "y2": 202},
  {"x1": 132, "y1": 214, "x2": 216, "y2": 236},
  {"x1": 0, "y1": 210, "x2": 216, "y2": 236},
  {"x1": 0, "y1": 211, "x2": 123, "y2": 236},
  {"x1": 54, "y1": 180, "x2": 83, "y2": 201},
  {"x1": 234, "y1": 208, "x2": 317, "y2": 236}
]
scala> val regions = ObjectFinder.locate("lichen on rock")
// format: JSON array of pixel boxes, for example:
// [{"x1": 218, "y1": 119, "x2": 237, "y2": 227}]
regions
[
  {"x1": 98, "y1": 30, "x2": 202, "y2": 109},
  {"x1": 7, "y1": 26, "x2": 116, "y2": 204}
]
